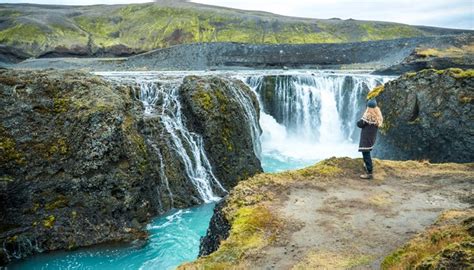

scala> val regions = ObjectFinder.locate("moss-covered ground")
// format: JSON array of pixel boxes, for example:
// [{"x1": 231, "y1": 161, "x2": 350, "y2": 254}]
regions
[{"x1": 180, "y1": 158, "x2": 473, "y2": 269}]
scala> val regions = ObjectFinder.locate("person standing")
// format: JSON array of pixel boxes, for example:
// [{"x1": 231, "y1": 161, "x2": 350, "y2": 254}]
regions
[{"x1": 357, "y1": 98, "x2": 383, "y2": 179}]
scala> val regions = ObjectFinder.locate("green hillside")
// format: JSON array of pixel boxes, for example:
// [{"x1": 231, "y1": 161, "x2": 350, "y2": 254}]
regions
[{"x1": 0, "y1": 0, "x2": 470, "y2": 58}]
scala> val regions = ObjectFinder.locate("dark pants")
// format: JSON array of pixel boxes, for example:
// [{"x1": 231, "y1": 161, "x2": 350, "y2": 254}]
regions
[{"x1": 362, "y1": 151, "x2": 373, "y2": 173}]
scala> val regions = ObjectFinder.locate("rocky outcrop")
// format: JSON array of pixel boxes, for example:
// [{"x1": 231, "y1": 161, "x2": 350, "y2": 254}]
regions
[
  {"x1": 180, "y1": 76, "x2": 262, "y2": 188},
  {"x1": 198, "y1": 199, "x2": 230, "y2": 257},
  {"x1": 374, "y1": 35, "x2": 474, "y2": 75},
  {"x1": 0, "y1": 70, "x2": 261, "y2": 265},
  {"x1": 372, "y1": 68, "x2": 474, "y2": 162}
]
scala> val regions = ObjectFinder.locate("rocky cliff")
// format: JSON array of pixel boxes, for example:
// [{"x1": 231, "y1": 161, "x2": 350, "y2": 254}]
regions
[
  {"x1": 0, "y1": 70, "x2": 261, "y2": 265},
  {"x1": 371, "y1": 68, "x2": 474, "y2": 162},
  {"x1": 181, "y1": 158, "x2": 473, "y2": 269}
]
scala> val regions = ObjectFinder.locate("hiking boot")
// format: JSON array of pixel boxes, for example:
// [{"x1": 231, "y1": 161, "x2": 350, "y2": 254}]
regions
[{"x1": 360, "y1": 173, "x2": 373, "y2": 180}]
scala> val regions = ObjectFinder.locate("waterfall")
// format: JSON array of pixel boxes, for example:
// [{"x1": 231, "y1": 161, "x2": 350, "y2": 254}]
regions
[
  {"x1": 246, "y1": 73, "x2": 390, "y2": 171},
  {"x1": 140, "y1": 80, "x2": 226, "y2": 202},
  {"x1": 224, "y1": 79, "x2": 262, "y2": 160},
  {"x1": 99, "y1": 73, "x2": 227, "y2": 204}
]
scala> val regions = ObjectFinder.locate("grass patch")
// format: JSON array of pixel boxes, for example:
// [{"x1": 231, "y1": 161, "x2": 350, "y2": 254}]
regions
[
  {"x1": 415, "y1": 44, "x2": 474, "y2": 58},
  {"x1": 293, "y1": 250, "x2": 372, "y2": 269},
  {"x1": 381, "y1": 210, "x2": 474, "y2": 270},
  {"x1": 180, "y1": 204, "x2": 282, "y2": 269}
]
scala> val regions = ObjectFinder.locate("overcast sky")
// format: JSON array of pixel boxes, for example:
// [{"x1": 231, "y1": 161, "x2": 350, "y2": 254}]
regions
[{"x1": 2, "y1": 0, "x2": 473, "y2": 29}]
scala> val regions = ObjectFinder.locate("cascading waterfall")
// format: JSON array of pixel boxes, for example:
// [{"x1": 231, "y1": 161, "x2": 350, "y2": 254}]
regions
[
  {"x1": 139, "y1": 80, "x2": 226, "y2": 202},
  {"x1": 246, "y1": 73, "x2": 391, "y2": 172}
]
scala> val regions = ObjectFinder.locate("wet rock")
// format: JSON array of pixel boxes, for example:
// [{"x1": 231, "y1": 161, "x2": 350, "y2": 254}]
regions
[
  {"x1": 373, "y1": 68, "x2": 474, "y2": 162},
  {"x1": 179, "y1": 76, "x2": 262, "y2": 189},
  {"x1": 199, "y1": 199, "x2": 230, "y2": 257}
]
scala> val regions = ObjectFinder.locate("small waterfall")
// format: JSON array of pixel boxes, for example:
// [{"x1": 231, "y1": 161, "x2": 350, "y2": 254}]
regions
[
  {"x1": 150, "y1": 143, "x2": 174, "y2": 211},
  {"x1": 225, "y1": 78, "x2": 262, "y2": 159},
  {"x1": 138, "y1": 80, "x2": 226, "y2": 203}
]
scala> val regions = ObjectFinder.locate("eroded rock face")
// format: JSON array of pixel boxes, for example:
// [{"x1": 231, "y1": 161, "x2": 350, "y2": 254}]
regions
[
  {"x1": 372, "y1": 69, "x2": 474, "y2": 162},
  {"x1": 180, "y1": 76, "x2": 262, "y2": 189},
  {"x1": 0, "y1": 70, "x2": 261, "y2": 265},
  {"x1": 198, "y1": 199, "x2": 230, "y2": 257}
]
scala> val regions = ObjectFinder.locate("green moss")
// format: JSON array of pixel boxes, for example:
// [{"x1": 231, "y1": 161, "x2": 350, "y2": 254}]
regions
[
  {"x1": 192, "y1": 90, "x2": 213, "y2": 111},
  {"x1": 408, "y1": 117, "x2": 421, "y2": 125},
  {"x1": 43, "y1": 215, "x2": 56, "y2": 229},
  {"x1": 53, "y1": 98, "x2": 70, "y2": 113},
  {"x1": 415, "y1": 45, "x2": 474, "y2": 59},
  {"x1": 380, "y1": 120, "x2": 392, "y2": 134},
  {"x1": 182, "y1": 205, "x2": 281, "y2": 269},
  {"x1": 360, "y1": 23, "x2": 423, "y2": 41},
  {"x1": 381, "y1": 210, "x2": 473, "y2": 270},
  {"x1": 45, "y1": 195, "x2": 68, "y2": 210},
  {"x1": 367, "y1": 85, "x2": 385, "y2": 100},
  {"x1": 0, "y1": 3, "x2": 424, "y2": 54},
  {"x1": 447, "y1": 68, "x2": 474, "y2": 79},
  {"x1": 296, "y1": 159, "x2": 343, "y2": 177},
  {"x1": 49, "y1": 138, "x2": 69, "y2": 155},
  {"x1": 418, "y1": 68, "x2": 474, "y2": 79},
  {"x1": 221, "y1": 127, "x2": 234, "y2": 152},
  {"x1": 459, "y1": 95, "x2": 473, "y2": 104},
  {"x1": 405, "y1": 72, "x2": 417, "y2": 78},
  {"x1": 0, "y1": 23, "x2": 47, "y2": 45},
  {"x1": 0, "y1": 126, "x2": 25, "y2": 165},
  {"x1": 122, "y1": 115, "x2": 149, "y2": 174},
  {"x1": 0, "y1": 175, "x2": 14, "y2": 182}
]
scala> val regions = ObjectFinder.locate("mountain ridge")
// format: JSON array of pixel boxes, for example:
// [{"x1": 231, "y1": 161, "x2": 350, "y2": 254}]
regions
[{"x1": 0, "y1": 1, "x2": 472, "y2": 62}]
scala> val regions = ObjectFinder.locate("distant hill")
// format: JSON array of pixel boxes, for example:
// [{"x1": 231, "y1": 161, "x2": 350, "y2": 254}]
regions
[{"x1": 0, "y1": 0, "x2": 471, "y2": 61}]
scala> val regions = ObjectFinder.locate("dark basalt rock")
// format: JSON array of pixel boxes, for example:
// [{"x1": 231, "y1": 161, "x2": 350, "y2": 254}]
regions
[
  {"x1": 179, "y1": 76, "x2": 262, "y2": 189},
  {"x1": 0, "y1": 70, "x2": 261, "y2": 265},
  {"x1": 199, "y1": 199, "x2": 230, "y2": 257},
  {"x1": 373, "y1": 69, "x2": 474, "y2": 162}
]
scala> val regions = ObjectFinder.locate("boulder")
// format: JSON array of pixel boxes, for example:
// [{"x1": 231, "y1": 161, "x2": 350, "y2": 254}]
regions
[
  {"x1": 179, "y1": 76, "x2": 262, "y2": 188},
  {"x1": 372, "y1": 68, "x2": 474, "y2": 162}
]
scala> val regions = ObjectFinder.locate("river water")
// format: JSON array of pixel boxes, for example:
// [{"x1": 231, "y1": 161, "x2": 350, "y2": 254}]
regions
[{"x1": 10, "y1": 70, "x2": 392, "y2": 269}]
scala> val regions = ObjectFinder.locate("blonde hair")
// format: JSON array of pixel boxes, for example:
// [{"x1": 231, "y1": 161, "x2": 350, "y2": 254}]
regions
[{"x1": 362, "y1": 107, "x2": 383, "y2": 127}]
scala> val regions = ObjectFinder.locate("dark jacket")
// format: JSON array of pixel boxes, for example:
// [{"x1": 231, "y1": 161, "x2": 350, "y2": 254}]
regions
[{"x1": 357, "y1": 118, "x2": 378, "y2": 152}]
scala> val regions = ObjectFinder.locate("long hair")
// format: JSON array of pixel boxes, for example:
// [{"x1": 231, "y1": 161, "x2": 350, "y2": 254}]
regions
[{"x1": 362, "y1": 107, "x2": 383, "y2": 127}]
